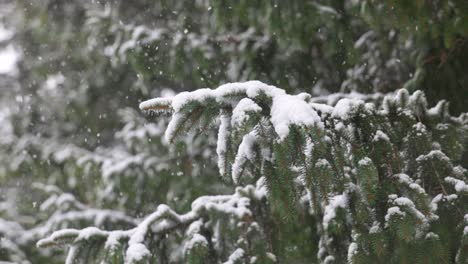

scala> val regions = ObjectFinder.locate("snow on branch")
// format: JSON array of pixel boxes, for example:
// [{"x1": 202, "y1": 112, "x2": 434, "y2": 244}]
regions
[
  {"x1": 223, "y1": 248, "x2": 245, "y2": 264},
  {"x1": 23, "y1": 184, "x2": 137, "y2": 244},
  {"x1": 37, "y1": 180, "x2": 268, "y2": 263},
  {"x1": 140, "y1": 80, "x2": 324, "y2": 143},
  {"x1": 141, "y1": 81, "x2": 453, "y2": 186}
]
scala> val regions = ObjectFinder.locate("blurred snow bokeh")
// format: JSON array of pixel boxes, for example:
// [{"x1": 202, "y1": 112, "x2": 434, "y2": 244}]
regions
[{"x1": 0, "y1": 25, "x2": 18, "y2": 75}]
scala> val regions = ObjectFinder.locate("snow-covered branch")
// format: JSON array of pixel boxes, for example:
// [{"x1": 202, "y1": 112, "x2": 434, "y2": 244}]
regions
[{"x1": 37, "y1": 180, "x2": 268, "y2": 263}]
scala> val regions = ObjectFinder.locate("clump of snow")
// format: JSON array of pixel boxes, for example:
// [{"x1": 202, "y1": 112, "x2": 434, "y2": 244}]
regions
[
  {"x1": 186, "y1": 220, "x2": 203, "y2": 237},
  {"x1": 373, "y1": 130, "x2": 390, "y2": 142},
  {"x1": 44, "y1": 73, "x2": 65, "y2": 90},
  {"x1": 413, "y1": 122, "x2": 426, "y2": 133},
  {"x1": 270, "y1": 94, "x2": 323, "y2": 140},
  {"x1": 385, "y1": 206, "x2": 405, "y2": 225},
  {"x1": 408, "y1": 90, "x2": 428, "y2": 116},
  {"x1": 75, "y1": 227, "x2": 106, "y2": 241},
  {"x1": 126, "y1": 243, "x2": 151, "y2": 263},
  {"x1": 231, "y1": 98, "x2": 261, "y2": 127},
  {"x1": 184, "y1": 234, "x2": 208, "y2": 252},
  {"x1": 394, "y1": 174, "x2": 425, "y2": 194},
  {"x1": 386, "y1": 195, "x2": 428, "y2": 229},
  {"x1": 311, "y1": 91, "x2": 384, "y2": 106},
  {"x1": 310, "y1": 102, "x2": 334, "y2": 115},
  {"x1": 445, "y1": 177, "x2": 468, "y2": 193},
  {"x1": 393, "y1": 197, "x2": 426, "y2": 223},
  {"x1": 347, "y1": 242, "x2": 358, "y2": 262},
  {"x1": 36, "y1": 229, "x2": 81, "y2": 248},
  {"x1": 323, "y1": 256, "x2": 335, "y2": 264},
  {"x1": 316, "y1": 159, "x2": 331, "y2": 168},
  {"x1": 232, "y1": 132, "x2": 257, "y2": 184},
  {"x1": 0, "y1": 45, "x2": 19, "y2": 75},
  {"x1": 323, "y1": 194, "x2": 347, "y2": 230},
  {"x1": 369, "y1": 222, "x2": 381, "y2": 234},
  {"x1": 105, "y1": 231, "x2": 128, "y2": 251},
  {"x1": 430, "y1": 194, "x2": 443, "y2": 212},
  {"x1": 217, "y1": 115, "x2": 231, "y2": 176},
  {"x1": 427, "y1": 100, "x2": 447, "y2": 117},
  {"x1": 171, "y1": 88, "x2": 214, "y2": 112},
  {"x1": 223, "y1": 248, "x2": 245, "y2": 264},
  {"x1": 332, "y1": 98, "x2": 364, "y2": 120},
  {"x1": 416, "y1": 150, "x2": 451, "y2": 163},
  {"x1": 452, "y1": 166, "x2": 466, "y2": 177},
  {"x1": 425, "y1": 232, "x2": 439, "y2": 240},
  {"x1": 265, "y1": 252, "x2": 277, "y2": 262},
  {"x1": 395, "y1": 88, "x2": 409, "y2": 106},
  {"x1": 358, "y1": 157, "x2": 372, "y2": 166}
]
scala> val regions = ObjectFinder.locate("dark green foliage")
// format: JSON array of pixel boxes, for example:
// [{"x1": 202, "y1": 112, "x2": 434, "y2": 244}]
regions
[{"x1": 185, "y1": 242, "x2": 210, "y2": 264}]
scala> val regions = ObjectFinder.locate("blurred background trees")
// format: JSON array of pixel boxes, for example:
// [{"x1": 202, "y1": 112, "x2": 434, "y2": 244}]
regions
[{"x1": 0, "y1": 0, "x2": 467, "y2": 263}]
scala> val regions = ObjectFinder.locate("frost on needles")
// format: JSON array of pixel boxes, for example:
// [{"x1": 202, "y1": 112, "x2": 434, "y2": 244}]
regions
[{"x1": 39, "y1": 81, "x2": 467, "y2": 263}]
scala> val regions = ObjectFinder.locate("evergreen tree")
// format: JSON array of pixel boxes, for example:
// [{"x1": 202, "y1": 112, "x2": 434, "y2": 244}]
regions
[
  {"x1": 37, "y1": 82, "x2": 468, "y2": 263},
  {"x1": 0, "y1": 0, "x2": 467, "y2": 263}
]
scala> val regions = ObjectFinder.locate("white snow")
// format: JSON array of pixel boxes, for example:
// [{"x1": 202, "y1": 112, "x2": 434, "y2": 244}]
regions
[
  {"x1": 323, "y1": 194, "x2": 347, "y2": 230},
  {"x1": 75, "y1": 227, "x2": 107, "y2": 241},
  {"x1": 416, "y1": 150, "x2": 451, "y2": 163},
  {"x1": 186, "y1": 220, "x2": 203, "y2": 236},
  {"x1": 358, "y1": 157, "x2": 372, "y2": 166},
  {"x1": 265, "y1": 252, "x2": 277, "y2": 262},
  {"x1": 0, "y1": 45, "x2": 19, "y2": 75},
  {"x1": 44, "y1": 73, "x2": 65, "y2": 90},
  {"x1": 425, "y1": 232, "x2": 439, "y2": 239},
  {"x1": 104, "y1": 230, "x2": 129, "y2": 251},
  {"x1": 347, "y1": 242, "x2": 358, "y2": 262},
  {"x1": 270, "y1": 94, "x2": 323, "y2": 140},
  {"x1": 354, "y1": 31, "x2": 373, "y2": 49},
  {"x1": 141, "y1": 81, "x2": 327, "y2": 142},
  {"x1": 231, "y1": 98, "x2": 261, "y2": 127},
  {"x1": 217, "y1": 114, "x2": 231, "y2": 176},
  {"x1": 0, "y1": 25, "x2": 13, "y2": 42},
  {"x1": 223, "y1": 248, "x2": 245, "y2": 264},
  {"x1": 126, "y1": 243, "x2": 151, "y2": 263},
  {"x1": 323, "y1": 256, "x2": 335, "y2": 263},
  {"x1": 385, "y1": 206, "x2": 405, "y2": 225},
  {"x1": 369, "y1": 222, "x2": 380, "y2": 234},
  {"x1": 171, "y1": 88, "x2": 214, "y2": 112},
  {"x1": 232, "y1": 131, "x2": 257, "y2": 184},
  {"x1": 430, "y1": 194, "x2": 443, "y2": 212},
  {"x1": 385, "y1": 195, "x2": 428, "y2": 229},
  {"x1": 315, "y1": 159, "x2": 331, "y2": 168},
  {"x1": 464, "y1": 214, "x2": 468, "y2": 236},
  {"x1": 332, "y1": 98, "x2": 364, "y2": 120},
  {"x1": 36, "y1": 229, "x2": 81, "y2": 248},
  {"x1": 310, "y1": 102, "x2": 334, "y2": 115},
  {"x1": 427, "y1": 100, "x2": 447, "y2": 116},
  {"x1": 445, "y1": 177, "x2": 468, "y2": 193},
  {"x1": 393, "y1": 197, "x2": 426, "y2": 224},
  {"x1": 184, "y1": 233, "x2": 208, "y2": 252},
  {"x1": 452, "y1": 166, "x2": 466, "y2": 177},
  {"x1": 37, "y1": 179, "x2": 268, "y2": 263},
  {"x1": 394, "y1": 173, "x2": 425, "y2": 194},
  {"x1": 373, "y1": 130, "x2": 390, "y2": 142}
]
